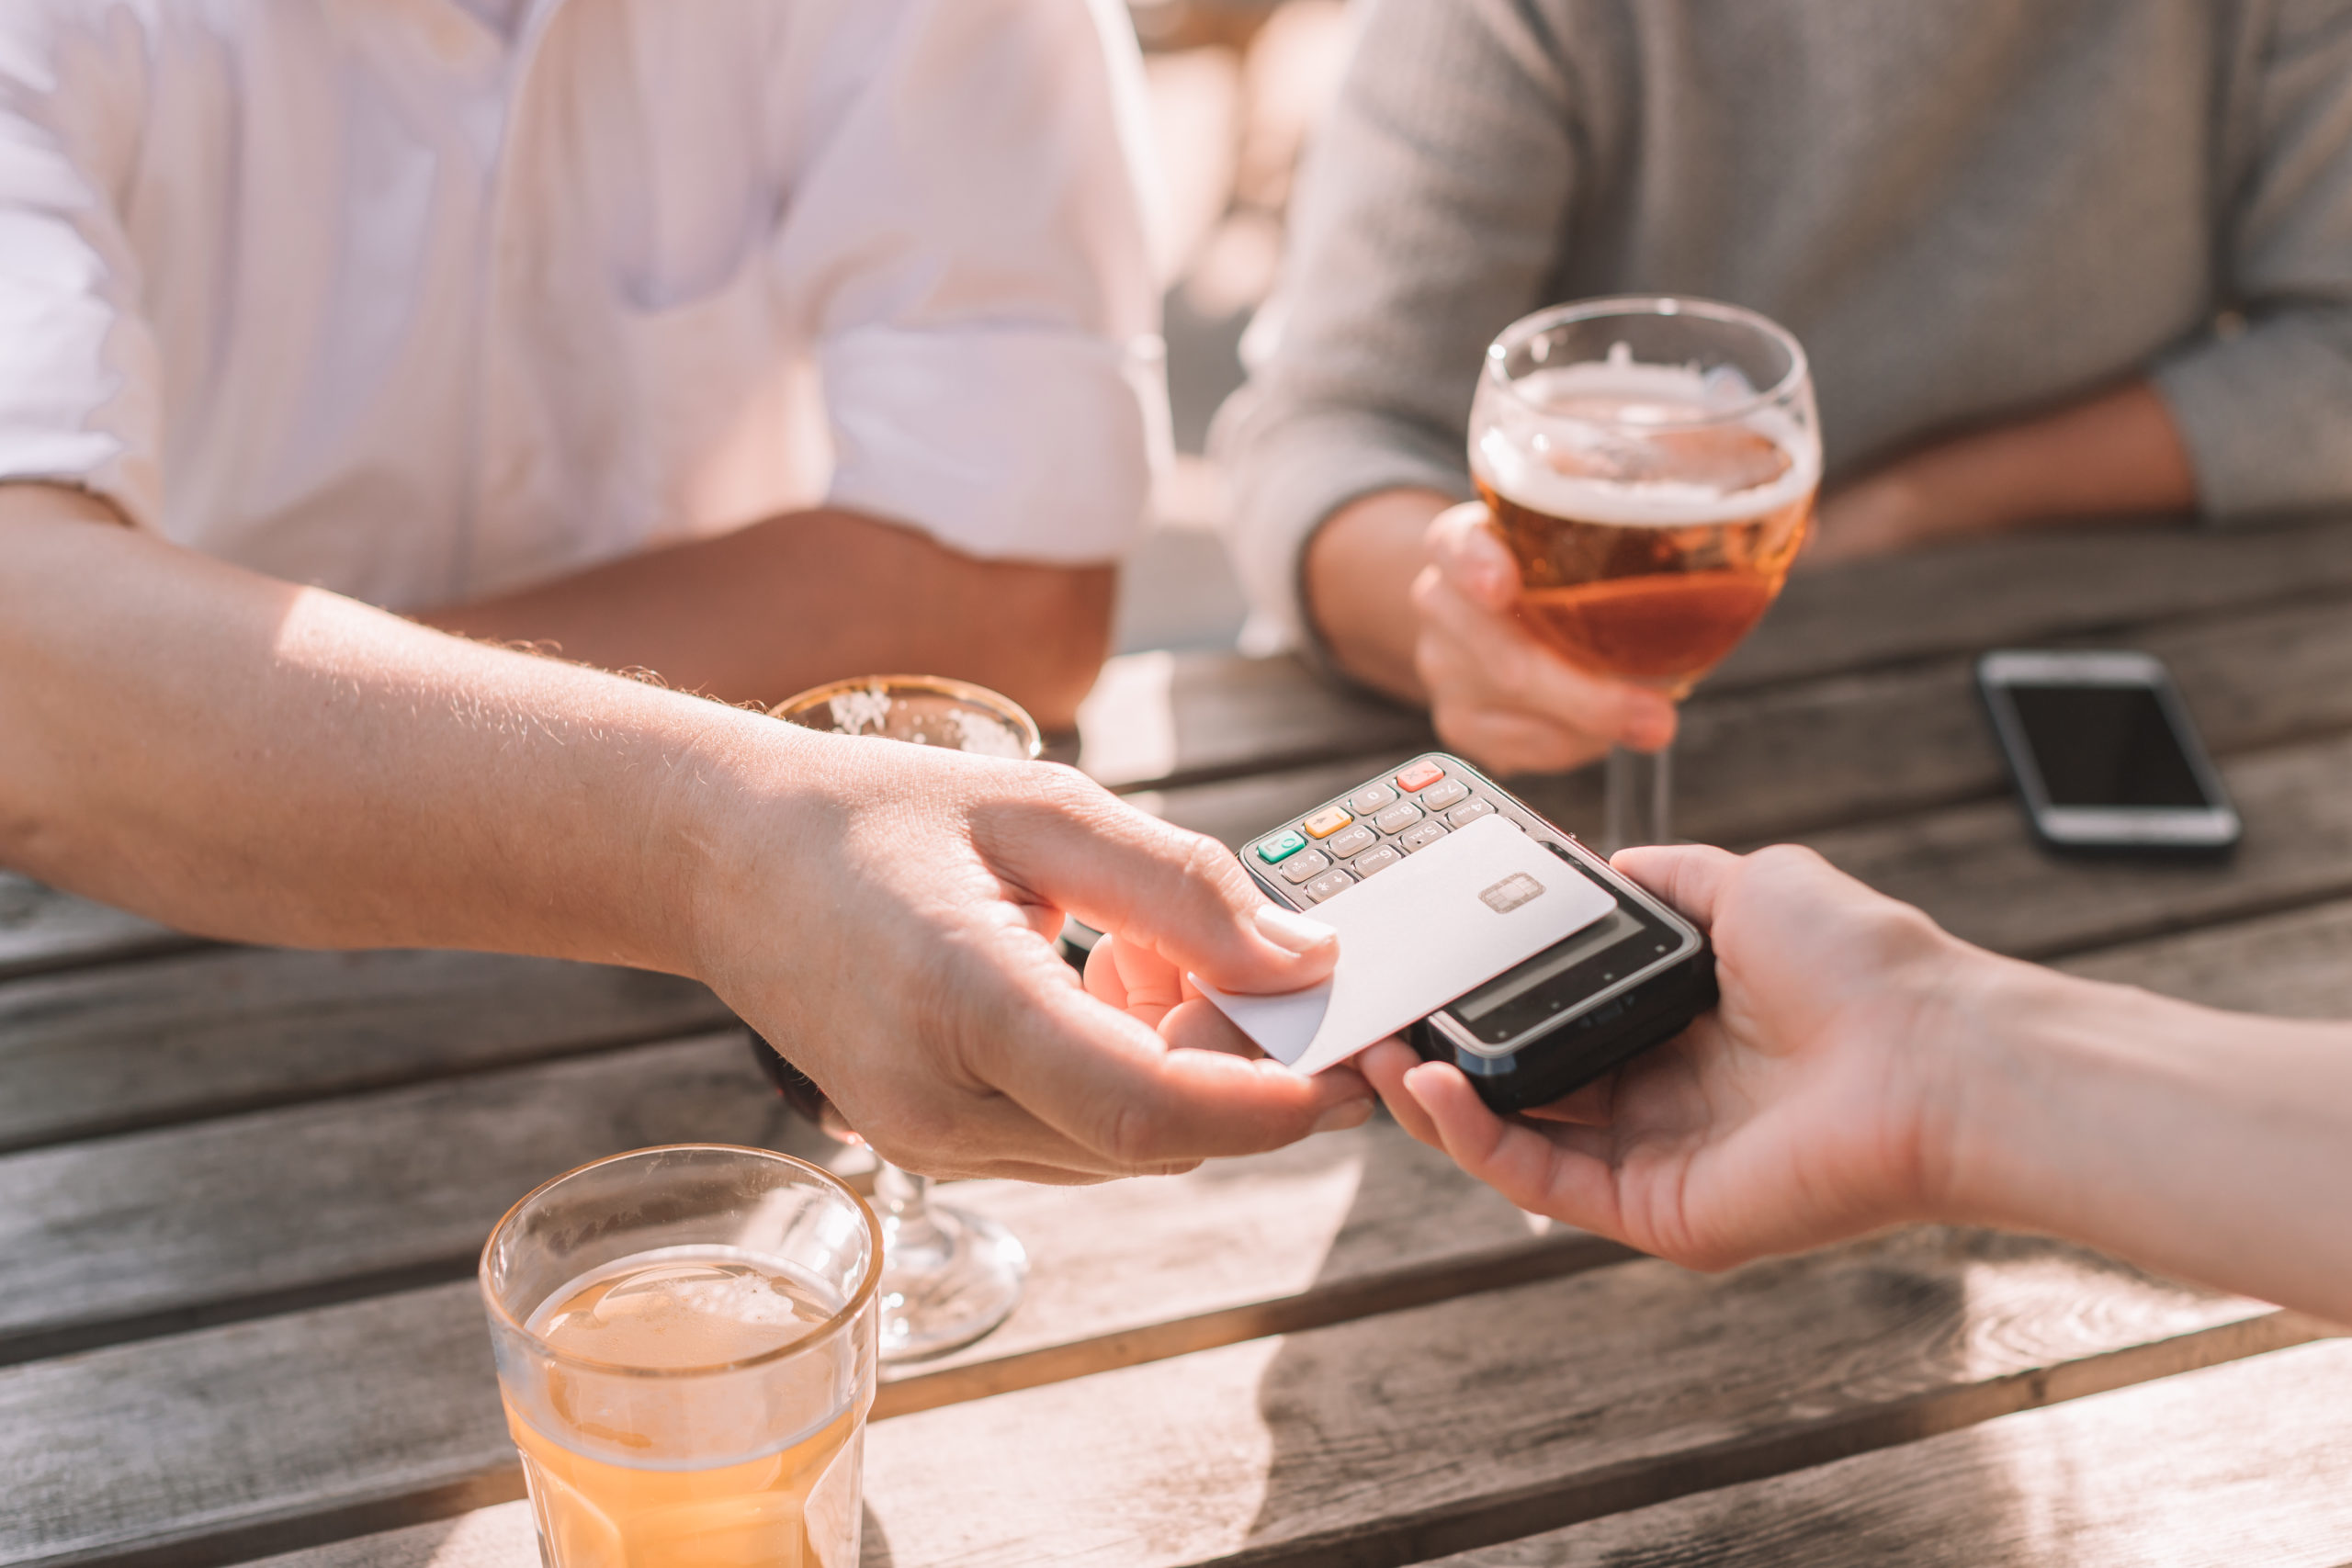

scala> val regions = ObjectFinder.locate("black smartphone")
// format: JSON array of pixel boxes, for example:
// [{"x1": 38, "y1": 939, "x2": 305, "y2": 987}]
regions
[
  {"x1": 1238, "y1": 753, "x2": 1716, "y2": 1112},
  {"x1": 1976, "y1": 649, "x2": 2240, "y2": 856}
]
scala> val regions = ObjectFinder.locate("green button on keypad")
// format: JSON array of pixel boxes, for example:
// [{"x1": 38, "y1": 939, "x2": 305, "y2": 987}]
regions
[{"x1": 1255, "y1": 830, "x2": 1308, "y2": 864}]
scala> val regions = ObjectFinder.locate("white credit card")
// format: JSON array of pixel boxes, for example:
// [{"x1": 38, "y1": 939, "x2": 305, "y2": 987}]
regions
[{"x1": 1194, "y1": 812, "x2": 1615, "y2": 1076}]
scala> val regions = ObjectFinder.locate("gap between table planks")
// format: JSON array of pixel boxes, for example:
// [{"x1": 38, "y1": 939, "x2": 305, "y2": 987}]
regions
[
  {"x1": 3, "y1": 1229, "x2": 2328, "y2": 1568},
  {"x1": 1411, "y1": 1335, "x2": 2352, "y2": 1568}
]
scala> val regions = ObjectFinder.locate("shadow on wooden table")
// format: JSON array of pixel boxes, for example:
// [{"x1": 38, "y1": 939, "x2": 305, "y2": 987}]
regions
[{"x1": 1233, "y1": 1205, "x2": 2177, "y2": 1567}]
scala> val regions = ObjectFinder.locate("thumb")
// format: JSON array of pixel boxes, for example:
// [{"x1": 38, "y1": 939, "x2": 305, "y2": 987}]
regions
[
  {"x1": 980, "y1": 782, "x2": 1339, "y2": 997},
  {"x1": 1610, "y1": 842, "x2": 1743, "y2": 929},
  {"x1": 1427, "y1": 502, "x2": 1520, "y2": 609}
]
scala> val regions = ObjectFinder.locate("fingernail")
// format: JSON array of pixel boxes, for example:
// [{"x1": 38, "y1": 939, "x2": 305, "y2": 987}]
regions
[
  {"x1": 1312, "y1": 1099, "x2": 1374, "y2": 1135},
  {"x1": 1254, "y1": 903, "x2": 1338, "y2": 954}
]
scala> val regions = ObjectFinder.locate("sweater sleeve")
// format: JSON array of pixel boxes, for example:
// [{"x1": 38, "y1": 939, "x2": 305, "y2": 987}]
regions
[
  {"x1": 1212, "y1": 0, "x2": 1589, "y2": 656},
  {"x1": 2151, "y1": 0, "x2": 2352, "y2": 524}
]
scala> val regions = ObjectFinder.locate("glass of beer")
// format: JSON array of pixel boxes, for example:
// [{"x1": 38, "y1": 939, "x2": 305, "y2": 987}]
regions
[
  {"x1": 750, "y1": 675, "x2": 1037, "y2": 1362},
  {"x1": 481, "y1": 1144, "x2": 881, "y2": 1568},
  {"x1": 1469, "y1": 297, "x2": 1819, "y2": 850}
]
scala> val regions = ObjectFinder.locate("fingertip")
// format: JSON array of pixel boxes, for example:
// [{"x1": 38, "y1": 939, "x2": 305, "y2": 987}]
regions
[{"x1": 1252, "y1": 902, "x2": 1339, "y2": 959}]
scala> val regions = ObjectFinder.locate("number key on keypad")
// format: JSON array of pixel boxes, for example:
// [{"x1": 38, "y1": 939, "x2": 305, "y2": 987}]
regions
[
  {"x1": 1277, "y1": 849, "x2": 1330, "y2": 884},
  {"x1": 1419, "y1": 777, "x2": 1469, "y2": 810},
  {"x1": 1399, "y1": 820, "x2": 1449, "y2": 852},
  {"x1": 1327, "y1": 824, "x2": 1376, "y2": 858},
  {"x1": 1445, "y1": 797, "x2": 1497, "y2": 829},
  {"x1": 1303, "y1": 869, "x2": 1356, "y2": 902},
  {"x1": 1351, "y1": 845, "x2": 1401, "y2": 877},
  {"x1": 1348, "y1": 783, "x2": 1397, "y2": 815},
  {"x1": 1374, "y1": 801, "x2": 1424, "y2": 834}
]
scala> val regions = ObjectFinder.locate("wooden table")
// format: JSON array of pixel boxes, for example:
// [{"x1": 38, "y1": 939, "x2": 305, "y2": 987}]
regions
[{"x1": 8, "y1": 519, "x2": 2352, "y2": 1568}]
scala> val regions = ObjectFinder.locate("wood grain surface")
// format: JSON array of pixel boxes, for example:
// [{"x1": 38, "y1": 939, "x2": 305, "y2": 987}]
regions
[
  {"x1": 0, "y1": 1033, "x2": 802, "y2": 1363},
  {"x1": 1079, "y1": 518, "x2": 2352, "y2": 806},
  {"x1": 1712, "y1": 515, "x2": 2352, "y2": 691},
  {"x1": 0, "y1": 1052, "x2": 1620, "y2": 1390},
  {"x1": 0, "y1": 947, "x2": 732, "y2": 1156},
  {"x1": 855, "y1": 1231, "x2": 2316, "y2": 1568},
  {"x1": 0, "y1": 875, "x2": 188, "y2": 984},
  {"x1": 2058, "y1": 896, "x2": 2352, "y2": 1017},
  {"x1": 5, "y1": 1230, "x2": 2308, "y2": 1568},
  {"x1": 1417, "y1": 1336, "x2": 2352, "y2": 1568},
  {"x1": 1135, "y1": 587, "x2": 2352, "y2": 854},
  {"x1": 1810, "y1": 730, "x2": 2352, "y2": 960}
]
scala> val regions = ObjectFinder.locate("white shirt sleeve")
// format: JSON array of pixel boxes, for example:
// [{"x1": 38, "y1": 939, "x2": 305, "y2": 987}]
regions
[
  {"x1": 0, "y1": 6, "x2": 163, "y2": 529},
  {"x1": 778, "y1": 0, "x2": 1165, "y2": 565}
]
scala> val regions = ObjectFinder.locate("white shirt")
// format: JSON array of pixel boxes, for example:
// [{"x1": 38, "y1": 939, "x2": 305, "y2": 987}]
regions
[{"x1": 0, "y1": 0, "x2": 1163, "y2": 609}]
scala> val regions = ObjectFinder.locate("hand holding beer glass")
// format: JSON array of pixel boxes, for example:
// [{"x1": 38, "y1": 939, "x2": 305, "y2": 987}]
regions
[{"x1": 1466, "y1": 298, "x2": 1819, "y2": 849}]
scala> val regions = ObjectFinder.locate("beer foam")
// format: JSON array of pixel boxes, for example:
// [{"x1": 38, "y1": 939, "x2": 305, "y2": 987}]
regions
[{"x1": 1474, "y1": 360, "x2": 1818, "y2": 527}]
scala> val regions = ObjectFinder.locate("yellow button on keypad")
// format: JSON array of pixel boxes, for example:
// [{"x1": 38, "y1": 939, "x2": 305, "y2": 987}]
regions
[{"x1": 1300, "y1": 805, "x2": 1354, "y2": 839}]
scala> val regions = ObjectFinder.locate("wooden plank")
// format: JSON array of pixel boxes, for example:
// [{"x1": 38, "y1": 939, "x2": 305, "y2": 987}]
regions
[
  {"x1": 856, "y1": 1232, "x2": 2323, "y2": 1568},
  {"x1": 1713, "y1": 513, "x2": 2352, "y2": 690},
  {"x1": 4, "y1": 1229, "x2": 2318, "y2": 1568},
  {"x1": 1079, "y1": 649, "x2": 1429, "y2": 792},
  {"x1": 0, "y1": 1032, "x2": 817, "y2": 1364},
  {"x1": 0, "y1": 946, "x2": 735, "y2": 1156},
  {"x1": 876, "y1": 1126, "x2": 1630, "y2": 1420},
  {"x1": 2057, "y1": 897, "x2": 2352, "y2": 1019},
  {"x1": 1080, "y1": 517, "x2": 2352, "y2": 799},
  {"x1": 1137, "y1": 591, "x2": 2352, "y2": 853},
  {"x1": 0, "y1": 1020, "x2": 1619, "y2": 1382},
  {"x1": 233, "y1": 1507, "x2": 539, "y2": 1568},
  {"x1": 1415, "y1": 1336, "x2": 2352, "y2": 1568},
  {"x1": 1805, "y1": 730, "x2": 2352, "y2": 961},
  {"x1": 0, "y1": 874, "x2": 190, "y2": 982}
]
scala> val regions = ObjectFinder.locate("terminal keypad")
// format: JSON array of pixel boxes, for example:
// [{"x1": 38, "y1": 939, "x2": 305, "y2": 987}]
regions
[{"x1": 1246, "y1": 756, "x2": 1562, "y2": 910}]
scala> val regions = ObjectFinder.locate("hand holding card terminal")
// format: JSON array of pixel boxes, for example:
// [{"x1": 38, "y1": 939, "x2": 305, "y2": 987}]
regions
[{"x1": 1229, "y1": 754, "x2": 1716, "y2": 1112}]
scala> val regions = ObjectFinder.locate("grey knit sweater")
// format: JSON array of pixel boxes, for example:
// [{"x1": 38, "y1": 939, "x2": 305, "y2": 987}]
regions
[{"x1": 1216, "y1": 0, "x2": 2352, "y2": 653}]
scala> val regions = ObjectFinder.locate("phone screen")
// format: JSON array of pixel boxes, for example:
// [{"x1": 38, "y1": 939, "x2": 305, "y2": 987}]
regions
[{"x1": 2006, "y1": 684, "x2": 2210, "y2": 808}]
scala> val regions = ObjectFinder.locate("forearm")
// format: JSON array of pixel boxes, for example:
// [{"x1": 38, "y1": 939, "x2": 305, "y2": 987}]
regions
[
  {"x1": 415, "y1": 508, "x2": 1114, "y2": 730},
  {"x1": 1816, "y1": 380, "x2": 2197, "y2": 559},
  {"x1": 0, "y1": 485, "x2": 775, "y2": 969},
  {"x1": 1302, "y1": 488, "x2": 1453, "y2": 701},
  {"x1": 1943, "y1": 958, "x2": 2352, "y2": 1324}
]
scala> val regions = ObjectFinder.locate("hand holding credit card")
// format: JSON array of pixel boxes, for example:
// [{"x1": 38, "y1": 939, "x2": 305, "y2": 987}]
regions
[{"x1": 1193, "y1": 814, "x2": 1616, "y2": 1076}]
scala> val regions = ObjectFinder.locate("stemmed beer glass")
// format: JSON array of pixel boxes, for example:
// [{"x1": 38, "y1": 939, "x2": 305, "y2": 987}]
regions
[
  {"x1": 747, "y1": 675, "x2": 1036, "y2": 1362},
  {"x1": 1468, "y1": 298, "x2": 1820, "y2": 850}
]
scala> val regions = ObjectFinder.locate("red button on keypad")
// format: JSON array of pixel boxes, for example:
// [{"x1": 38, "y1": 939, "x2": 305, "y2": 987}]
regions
[{"x1": 1394, "y1": 761, "x2": 1445, "y2": 793}]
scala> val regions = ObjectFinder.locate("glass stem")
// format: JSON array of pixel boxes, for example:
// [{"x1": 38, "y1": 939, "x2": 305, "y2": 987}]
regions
[
  {"x1": 873, "y1": 1162, "x2": 949, "y2": 1257},
  {"x1": 1603, "y1": 742, "x2": 1673, "y2": 854}
]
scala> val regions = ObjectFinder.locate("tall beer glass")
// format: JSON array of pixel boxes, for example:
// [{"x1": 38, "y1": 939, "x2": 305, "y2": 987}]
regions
[
  {"x1": 481, "y1": 1145, "x2": 881, "y2": 1568},
  {"x1": 1469, "y1": 298, "x2": 1819, "y2": 849},
  {"x1": 752, "y1": 676, "x2": 1037, "y2": 1362}
]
